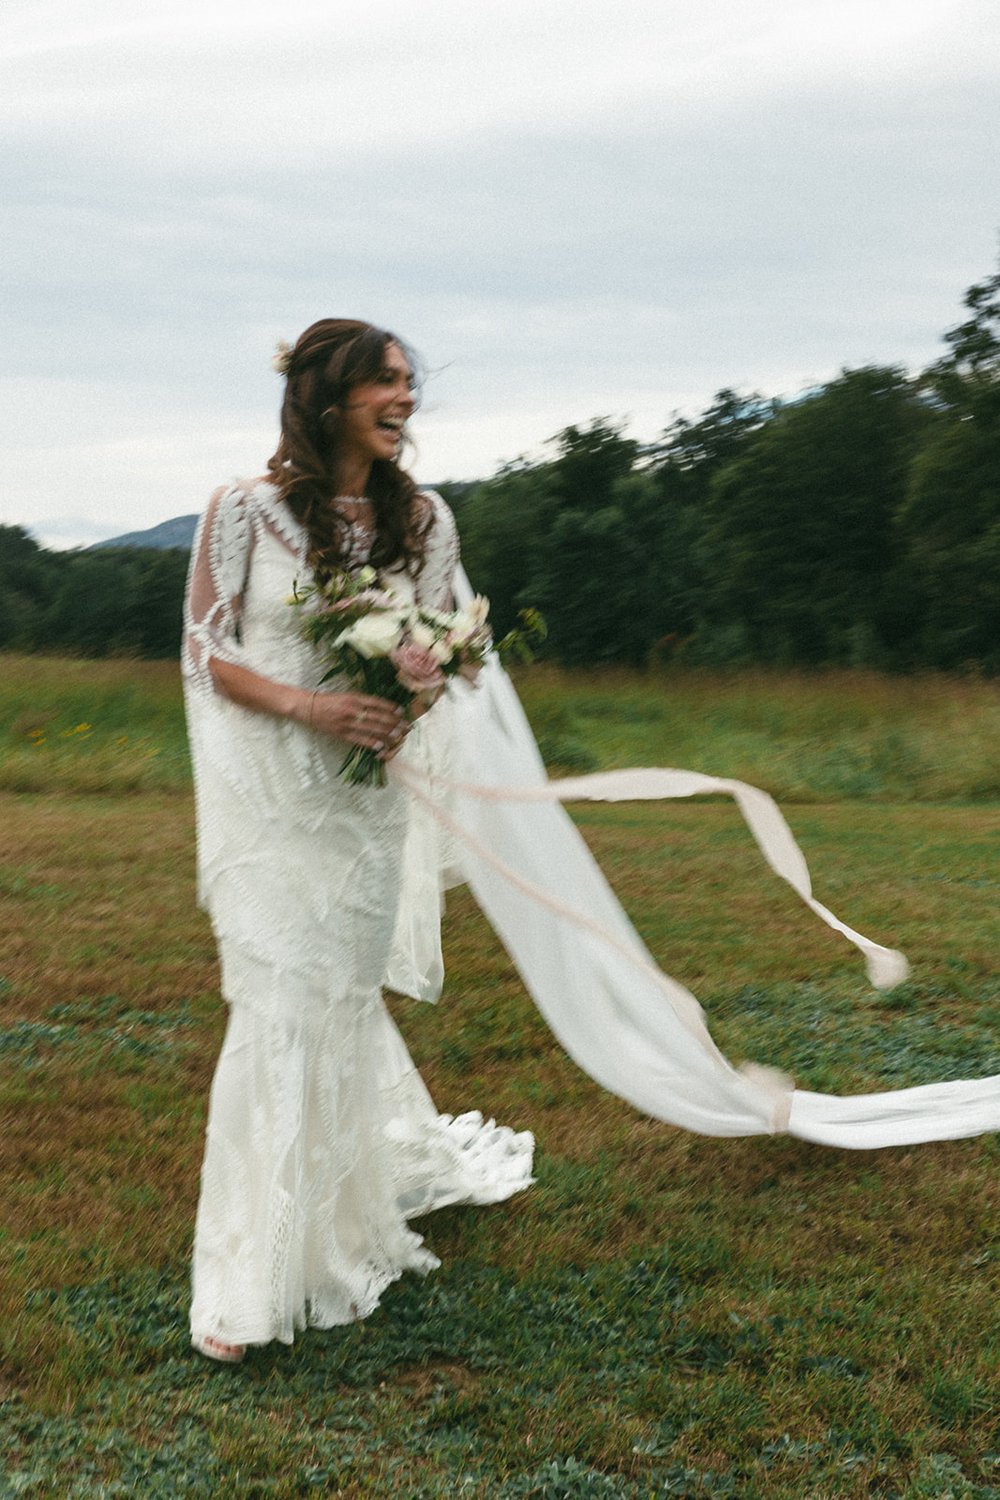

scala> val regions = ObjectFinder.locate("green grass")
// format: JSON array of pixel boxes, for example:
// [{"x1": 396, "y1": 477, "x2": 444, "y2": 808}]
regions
[
  {"x1": 515, "y1": 665, "x2": 1000, "y2": 802},
  {"x1": 1, "y1": 658, "x2": 999, "y2": 1496},
  {"x1": 0, "y1": 655, "x2": 189, "y2": 793},
  {"x1": 2, "y1": 653, "x2": 999, "y2": 800}
]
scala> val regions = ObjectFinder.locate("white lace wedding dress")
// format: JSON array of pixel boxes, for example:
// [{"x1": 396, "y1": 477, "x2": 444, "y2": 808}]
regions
[{"x1": 182, "y1": 480, "x2": 534, "y2": 1350}]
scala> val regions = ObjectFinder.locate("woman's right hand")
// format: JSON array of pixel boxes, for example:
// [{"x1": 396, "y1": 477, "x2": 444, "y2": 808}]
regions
[
  {"x1": 208, "y1": 660, "x2": 411, "y2": 759},
  {"x1": 301, "y1": 689, "x2": 408, "y2": 757}
]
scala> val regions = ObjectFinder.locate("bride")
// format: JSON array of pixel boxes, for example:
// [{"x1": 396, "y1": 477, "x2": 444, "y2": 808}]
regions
[
  {"x1": 184, "y1": 318, "x2": 1000, "y2": 1362},
  {"x1": 182, "y1": 319, "x2": 534, "y2": 1363}
]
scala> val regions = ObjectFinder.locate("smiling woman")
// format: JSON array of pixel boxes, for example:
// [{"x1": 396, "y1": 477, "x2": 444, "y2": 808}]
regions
[
  {"x1": 182, "y1": 318, "x2": 533, "y2": 1365},
  {"x1": 265, "y1": 320, "x2": 426, "y2": 586}
]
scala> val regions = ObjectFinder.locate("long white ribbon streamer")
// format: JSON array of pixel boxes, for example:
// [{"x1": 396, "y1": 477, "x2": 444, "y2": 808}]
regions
[
  {"x1": 388, "y1": 656, "x2": 1000, "y2": 1149},
  {"x1": 398, "y1": 763, "x2": 909, "y2": 991}
]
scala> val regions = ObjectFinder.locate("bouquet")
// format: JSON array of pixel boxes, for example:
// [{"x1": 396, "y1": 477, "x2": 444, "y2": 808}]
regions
[{"x1": 291, "y1": 566, "x2": 493, "y2": 786}]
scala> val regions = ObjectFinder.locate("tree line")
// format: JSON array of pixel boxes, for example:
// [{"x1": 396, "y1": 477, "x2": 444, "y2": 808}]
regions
[
  {"x1": 455, "y1": 254, "x2": 1000, "y2": 672},
  {"x1": 2, "y1": 256, "x2": 998, "y2": 670},
  {"x1": 0, "y1": 534, "x2": 190, "y2": 661}
]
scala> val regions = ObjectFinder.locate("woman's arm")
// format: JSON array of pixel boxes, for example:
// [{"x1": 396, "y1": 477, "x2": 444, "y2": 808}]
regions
[
  {"x1": 210, "y1": 657, "x2": 406, "y2": 753},
  {"x1": 185, "y1": 485, "x2": 406, "y2": 755}
]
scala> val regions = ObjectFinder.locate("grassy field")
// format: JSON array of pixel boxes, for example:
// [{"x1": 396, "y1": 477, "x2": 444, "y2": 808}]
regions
[
  {"x1": 2, "y1": 653, "x2": 999, "y2": 802},
  {"x1": 1, "y1": 657, "x2": 998, "y2": 1497},
  {"x1": 516, "y1": 666, "x2": 1000, "y2": 803}
]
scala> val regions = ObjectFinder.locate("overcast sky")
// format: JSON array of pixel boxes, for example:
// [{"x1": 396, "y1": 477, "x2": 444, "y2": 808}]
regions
[{"x1": 3, "y1": 0, "x2": 998, "y2": 547}]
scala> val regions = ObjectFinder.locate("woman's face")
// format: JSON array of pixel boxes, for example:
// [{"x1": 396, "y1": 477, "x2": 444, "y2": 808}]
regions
[{"x1": 337, "y1": 341, "x2": 415, "y2": 468}]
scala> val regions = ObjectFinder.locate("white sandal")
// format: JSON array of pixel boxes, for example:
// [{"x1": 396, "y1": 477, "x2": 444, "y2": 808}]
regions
[{"x1": 192, "y1": 1334, "x2": 246, "y2": 1364}]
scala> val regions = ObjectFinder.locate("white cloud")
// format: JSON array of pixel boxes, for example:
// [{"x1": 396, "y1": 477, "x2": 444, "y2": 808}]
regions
[
  {"x1": 5, "y1": 0, "x2": 996, "y2": 155},
  {"x1": 2, "y1": 0, "x2": 999, "y2": 538}
]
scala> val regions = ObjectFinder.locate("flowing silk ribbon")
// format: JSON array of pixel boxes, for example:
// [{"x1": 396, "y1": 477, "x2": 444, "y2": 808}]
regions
[
  {"x1": 387, "y1": 664, "x2": 1000, "y2": 1149},
  {"x1": 395, "y1": 761, "x2": 909, "y2": 991}
]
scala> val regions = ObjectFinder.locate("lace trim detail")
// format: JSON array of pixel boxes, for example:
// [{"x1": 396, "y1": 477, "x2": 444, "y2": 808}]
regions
[
  {"x1": 249, "y1": 480, "x2": 309, "y2": 557},
  {"x1": 413, "y1": 491, "x2": 459, "y2": 610},
  {"x1": 212, "y1": 485, "x2": 253, "y2": 600},
  {"x1": 182, "y1": 483, "x2": 257, "y2": 690}
]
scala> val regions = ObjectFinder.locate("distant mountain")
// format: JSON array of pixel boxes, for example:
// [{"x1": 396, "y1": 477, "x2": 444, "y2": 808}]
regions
[
  {"x1": 91, "y1": 515, "x2": 200, "y2": 551},
  {"x1": 90, "y1": 482, "x2": 479, "y2": 554}
]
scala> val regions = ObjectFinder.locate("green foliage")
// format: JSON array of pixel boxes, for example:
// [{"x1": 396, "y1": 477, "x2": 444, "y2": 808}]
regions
[
  {"x1": 926, "y1": 258, "x2": 1000, "y2": 420},
  {"x1": 459, "y1": 462, "x2": 559, "y2": 639},
  {"x1": 455, "y1": 351, "x2": 990, "y2": 671},
  {"x1": 495, "y1": 607, "x2": 548, "y2": 666},
  {"x1": 547, "y1": 417, "x2": 638, "y2": 509},
  {"x1": 43, "y1": 548, "x2": 189, "y2": 658},
  {"x1": 653, "y1": 388, "x2": 777, "y2": 500},
  {"x1": 642, "y1": 391, "x2": 777, "y2": 645},
  {"x1": 0, "y1": 529, "x2": 189, "y2": 659},
  {"x1": 701, "y1": 366, "x2": 932, "y2": 665},
  {"x1": 899, "y1": 412, "x2": 1000, "y2": 669},
  {"x1": 0, "y1": 525, "x2": 61, "y2": 650}
]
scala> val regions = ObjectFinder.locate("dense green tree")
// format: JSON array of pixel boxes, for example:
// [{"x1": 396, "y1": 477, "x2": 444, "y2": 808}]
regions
[
  {"x1": 36, "y1": 548, "x2": 188, "y2": 658},
  {"x1": 133, "y1": 550, "x2": 191, "y2": 657},
  {"x1": 652, "y1": 389, "x2": 776, "y2": 503},
  {"x1": 926, "y1": 256, "x2": 1000, "y2": 419},
  {"x1": 546, "y1": 418, "x2": 638, "y2": 511},
  {"x1": 644, "y1": 390, "x2": 777, "y2": 644},
  {"x1": 701, "y1": 368, "x2": 931, "y2": 664},
  {"x1": 459, "y1": 420, "x2": 638, "y2": 649},
  {"x1": 527, "y1": 422, "x2": 641, "y2": 660},
  {"x1": 526, "y1": 505, "x2": 632, "y2": 664},
  {"x1": 43, "y1": 552, "x2": 139, "y2": 657},
  {"x1": 0, "y1": 524, "x2": 42, "y2": 568},
  {"x1": 0, "y1": 525, "x2": 59, "y2": 648},
  {"x1": 458, "y1": 461, "x2": 558, "y2": 637},
  {"x1": 902, "y1": 248, "x2": 1000, "y2": 666},
  {"x1": 898, "y1": 413, "x2": 1000, "y2": 668}
]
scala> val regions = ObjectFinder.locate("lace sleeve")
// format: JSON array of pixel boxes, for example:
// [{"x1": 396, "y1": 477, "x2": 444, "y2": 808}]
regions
[
  {"x1": 414, "y1": 491, "x2": 460, "y2": 611},
  {"x1": 182, "y1": 483, "x2": 256, "y2": 692}
]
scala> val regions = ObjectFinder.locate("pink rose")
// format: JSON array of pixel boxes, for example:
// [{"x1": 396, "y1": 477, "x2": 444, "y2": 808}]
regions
[{"x1": 390, "y1": 641, "x2": 446, "y2": 695}]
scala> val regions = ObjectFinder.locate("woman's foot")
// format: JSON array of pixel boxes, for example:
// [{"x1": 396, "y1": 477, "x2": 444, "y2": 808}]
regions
[{"x1": 192, "y1": 1334, "x2": 246, "y2": 1364}]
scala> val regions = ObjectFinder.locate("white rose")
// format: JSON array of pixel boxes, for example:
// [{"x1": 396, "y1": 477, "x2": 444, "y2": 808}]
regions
[
  {"x1": 409, "y1": 621, "x2": 436, "y2": 650},
  {"x1": 408, "y1": 619, "x2": 452, "y2": 662},
  {"x1": 448, "y1": 597, "x2": 490, "y2": 647},
  {"x1": 338, "y1": 610, "x2": 405, "y2": 659}
]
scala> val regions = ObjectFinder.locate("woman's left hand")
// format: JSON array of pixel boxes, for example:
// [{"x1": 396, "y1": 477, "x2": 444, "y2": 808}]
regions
[{"x1": 378, "y1": 685, "x2": 445, "y2": 759}]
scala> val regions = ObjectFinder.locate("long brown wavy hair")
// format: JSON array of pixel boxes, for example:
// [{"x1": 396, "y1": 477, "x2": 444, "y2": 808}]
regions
[{"x1": 265, "y1": 319, "x2": 428, "y2": 581}]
